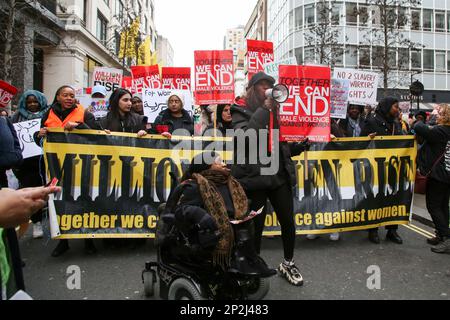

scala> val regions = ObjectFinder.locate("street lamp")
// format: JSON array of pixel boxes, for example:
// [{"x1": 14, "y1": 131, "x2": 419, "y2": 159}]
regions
[{"x1": 410, "y1": 70, "x2": 423, "y2": 111}]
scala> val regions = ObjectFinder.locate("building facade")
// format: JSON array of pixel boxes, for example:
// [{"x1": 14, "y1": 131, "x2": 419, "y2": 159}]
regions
[
  {"x1": 224, "y1": 26, "x2": 246, "y2": 96},
  {"x1": 156, "y1": 35, "x2": 174, "y2": 67},
  {"x1": 245, "y1": 0, "x2": 268, "y2": 40},
  {"x1": 268, "y1": 0, "x2": 450, "y2": 103},
  {"x1": 0, "y1": 0, "x2": 65, "y2": 98},
  {"x1": 43, "y1": 0, "x2": 157, "y2": 98}
]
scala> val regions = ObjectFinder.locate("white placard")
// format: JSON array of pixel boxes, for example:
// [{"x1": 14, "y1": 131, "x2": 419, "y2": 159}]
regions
[
  {"x1": 78, "y1": 94, "x2": 109, "y2": 120},
  {"x1": 330, "y1": 79, "x2": 350, "y2": 119},
  {"x1": 13, "y1": 119, "x2": 42, "y2": 159},
  {"x1": 333, "y1": 68, "x2": 379, "y2": 105},
  {"x1": 142, "y1": 89, "x2": 193, "y2": 123},
  {"x1": 263, "y1": 57, "x2": 298, "y2": 82}
]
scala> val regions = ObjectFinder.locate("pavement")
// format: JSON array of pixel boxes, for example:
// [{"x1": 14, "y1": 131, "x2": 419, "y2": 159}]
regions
[{"x1": 17, "y1": 193, "x2": 449, "y2": 300}]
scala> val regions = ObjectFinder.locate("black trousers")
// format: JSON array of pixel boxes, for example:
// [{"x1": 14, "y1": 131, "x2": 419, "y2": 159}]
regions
[
  {"x1": 426, "y1": 178, "x2": 450, "y2": 238},
  {"x1": 246, "y1": 183, "x2": 296, "y2": 261}
]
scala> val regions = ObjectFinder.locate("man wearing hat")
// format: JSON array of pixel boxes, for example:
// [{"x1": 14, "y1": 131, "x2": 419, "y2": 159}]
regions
[{"x1": 230, "y1": 72, "x2": 309, "y2": 286}]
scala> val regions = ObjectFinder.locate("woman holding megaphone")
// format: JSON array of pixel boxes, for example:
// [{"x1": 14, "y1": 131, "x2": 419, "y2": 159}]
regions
[{"x1": 230, "y1": 72, "x2": 309, "y2": 286}]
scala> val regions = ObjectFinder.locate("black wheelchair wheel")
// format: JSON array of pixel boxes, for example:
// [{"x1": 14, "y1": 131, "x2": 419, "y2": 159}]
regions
[
  {"x1": 246, "y1": 278, "x2": 270, "y2": 300},
  {"x1": 143, "y1": 271, "x2": 155, "y2": 297},
  {"x1": 168, "y1": 278, "x2": 206, "y2": 300}
]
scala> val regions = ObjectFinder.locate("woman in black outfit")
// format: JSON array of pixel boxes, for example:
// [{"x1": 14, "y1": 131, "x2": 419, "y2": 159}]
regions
[{"x1": 230, "y1": 72, "x2": 308, "y2": 286}]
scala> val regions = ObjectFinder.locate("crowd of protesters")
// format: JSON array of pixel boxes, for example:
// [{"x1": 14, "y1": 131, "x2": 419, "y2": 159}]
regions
[{"x1": 1, "y1": 72, "x2": 449, "y2": 299}]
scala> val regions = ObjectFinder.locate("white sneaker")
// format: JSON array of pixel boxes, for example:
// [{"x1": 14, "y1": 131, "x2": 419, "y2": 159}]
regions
[
  {"x1": 33, "y1": 222, "x2": 44, "y2": 239},
  {"x1": 329, "y1": 232, "x2": 340, "y2": 241},
  {"x1": 306, "y1": 234, "x2": 319, "y2": 240}
]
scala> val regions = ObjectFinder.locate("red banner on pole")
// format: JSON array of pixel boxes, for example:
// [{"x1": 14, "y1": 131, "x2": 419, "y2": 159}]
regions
[
  {"x1": 278, "y1": 65, "x2": 331, "y2": 142},
  {"x1": 246, "y1": 40, "x2": 274, "y2": 82},
  {"x1": 194, "y1": 50, "x2": 234, "y2": 105},
  {"x1": 131, "y1": 65, "x2": 161, "y2": 93},
  {"x1": 0, "y1": 80, "x2": 18, "y2": 108},
  {"x1": 162, "y1": 67, "x2": 191, "y2": 90}
]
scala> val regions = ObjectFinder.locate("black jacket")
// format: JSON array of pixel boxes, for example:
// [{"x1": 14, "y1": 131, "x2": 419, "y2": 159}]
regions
[
  {"x1": 338, "y1": 117, "x2": 366, "y2": 137},
  {"x1": 230, "y1": 98, "x2": 306, "y2": 191},
  {"x1": 97, "y1": 112, "x2": 147, "y2": 133},
  {"x1": 414, "y1": 122, "x2": 450, "y2": 184},
  {"x1": 0, "y1": 116, "x2": 22, "y2": 169},
  {"x1": 153, "y1": 109, "x2": 194, "y2": 135},
  {"x1": 360, "y1": 112, "x2": 403, "y2": 137}
]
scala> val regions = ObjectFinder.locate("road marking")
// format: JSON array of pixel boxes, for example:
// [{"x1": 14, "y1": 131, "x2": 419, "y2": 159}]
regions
[
  {"x1": 402, "y1": 224, "x2": 433, "y2": 239},
  {"x1": 407, "y1": 223, "x2": 435, "y2": 238}
]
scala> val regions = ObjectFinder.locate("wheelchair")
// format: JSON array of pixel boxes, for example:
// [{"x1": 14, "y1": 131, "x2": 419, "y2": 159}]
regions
[{"x1": 142, "y1": 180, "x2": 276, "y2": 300}]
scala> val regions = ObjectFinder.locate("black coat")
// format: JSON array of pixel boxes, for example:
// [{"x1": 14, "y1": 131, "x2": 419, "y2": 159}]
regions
[
  {"x1": 338, "y1": 117, "x2": 366, "y2": 137},
  {"x1": 360, "y1": 112, "x2": 403, "y2": 137},
  {"x1": 230, "y1": 99, "x2": 305, "y2": 191},
  {"x1": 0, "y1": 116, "x2": 22, "y2": 169},
  {"x1": 97, "y1": 112, "x2": 147, "y2": 133},
  {"x1": 414, "y1": 122, "x2": 450, "y2": 184},
  {"x1": 153, "y1": 109, "x2": 194, "y2": 135}
]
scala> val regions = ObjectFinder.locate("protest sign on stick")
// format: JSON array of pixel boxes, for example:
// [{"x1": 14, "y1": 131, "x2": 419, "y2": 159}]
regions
[
  {"x1": 194, "y1": 50, "x2": 234, "y2": 105},
  {"x1": 330, "y1": 79, "x2": 350, "y2": 119},
  {"x1": 246, "y1": 40, "x2": 274, "y2": 81},
  {"x1": 264, "y1": 57, "x2": 297, "y2": 83},
  {"x1": 278, "y1": 65, "x2": 331, "y2": 143},
  {"x1": 0, "y1": 80, "x2": 18, "y2": 109},
  {"x1": 92, "y1": 67, "x2": 123, "y2": 97},
  {"x1": 142, "y1": 89, "x2": 193, "y2": 123},
  {"x1": 131, "y1": 65, "x2": 162, "y2": 93},
  {"x1": 13, "y1": 120, "x2": 42, "y2": 159},
  {"x1": 162, "y1": 67, "x2": 191, "y2": 90},
  {"x1": 333, "y1": 68, "x2": 379, "y2": 106}
]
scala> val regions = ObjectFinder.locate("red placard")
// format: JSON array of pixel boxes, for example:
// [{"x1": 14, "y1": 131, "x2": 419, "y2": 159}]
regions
[
  {"x1": 278, "y1": 65, "x2": 331, "y2": 142},
  {"x1": 162, "y1": 67, "x2": 191, "y2": 90},
  {"x1": 0, "y1": 80, "x2": 18, "y2": 108},
  {"x1": 194, "y1": 50, "x2": 234, "y2": 105},
  {"x1": 131, "y1": 65, "x2": 161, "y2": 93},
  {"x1": 246, "y1": 40, "x2": 274, "y2": 82},
  {"x1": 121, "y1": 76, "x2": 135, "y2": 94}
]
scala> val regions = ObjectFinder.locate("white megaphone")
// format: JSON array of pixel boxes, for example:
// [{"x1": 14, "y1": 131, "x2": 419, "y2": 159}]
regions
[{"x1": 265, "y1": 84, "x2": 289, "y2": 103}]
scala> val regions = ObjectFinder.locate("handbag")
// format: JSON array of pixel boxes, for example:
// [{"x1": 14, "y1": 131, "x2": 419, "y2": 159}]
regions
[{"x1": 415, "y1": 146, "x2": 447, "y2": 194}]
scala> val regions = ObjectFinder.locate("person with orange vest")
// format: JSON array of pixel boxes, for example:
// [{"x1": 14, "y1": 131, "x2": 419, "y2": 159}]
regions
[{"x1": 34, "y1": 85, "x2": 97, "y2": 257}]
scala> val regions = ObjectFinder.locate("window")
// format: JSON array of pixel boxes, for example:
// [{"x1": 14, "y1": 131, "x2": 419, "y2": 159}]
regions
[
  {"x1": 423, "y1": 49, "x2": 434, "y2": 71},
  {"x1": 359, "y1": 47, "x2": 370, "y2": 67},
  {"x1": 295, "y1": 6, "x2": 303, "y2": 29},
  {"x1": 388, "y1": 48, "x2": 397, "y2": 68},
  {"x1": 345, "y1": 46, "x2": 357, "y2": 67},
  {"x1": 423, "y1": 9, "x2": 433, "y2": 31},
  {"x1": 96, "y1": 11, "x2": 108, "y2": 44},
  {"x1": 115, "y1": 31, "x2": 120, "y2": 56},
  {"x1": 84, "y1": 56, "x2": 101, "y2": 88},
  {"x1": 371, "y1": 6, "x2": 381, "y2": 26},
  {"x1": 372, "y1": 46, "x2": 383, "y2": 68},
  {"x1": 334, "y1": 48, "x2": 344, "y2": 66},
  {"x1": 316, "y1": 1, "x2": 328, "y2": 25},
  {"x1": 386, "y1": 7, "x2": 396, "y2": 26},
  {"x1": 331, "y1": 2, "x2": 342, "y2": 25},
  {"x1": 289, "y1": 10, "x2": 294, "y2": 32},
  {"x1": 398, "y1": 48, "x2": 409, "y2": 70},
  {"x1": 359, "y1": 5, "x2": 369, "y2": 27},
  {"x1": 305, "y1": 5, "x2": 315, "y2": 27},
  {"x1": 304, "y1": 47, "x2": 315, "y2": 63},
  {"x1": 411, "y1": 10, "x2": 421, "y2": 30},
  {"x1": 118, "y1": 1, "x2": 124, "y2": 23},
  {"x1": 346, "y1": 3, "x2": 357, "y2": 25},
  {"x1": 411, "y1": 49, "x2": 422, "y2": 70},
  {"x1": 435, "y1": 11, "x2": 445, "y2": 32},
  {"x1": 398, "y1": 7, "x2": 407, "y2": 29},
  {"x1": 436, "y1": 51, "x2": 446, "y2": 72},
  {"x1": 447, "y1": 51, "x2": 450, "y2": 73},
  {"x1": 83, "y1": 0, "x2": 88, "y2": 23},
  {"x1": 295, "y1": 47, "x2": 303, "y2": 64}
]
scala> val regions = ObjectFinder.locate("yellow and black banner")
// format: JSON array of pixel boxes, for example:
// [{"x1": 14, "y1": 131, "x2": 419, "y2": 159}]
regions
[{"x1": 44, "y1": 129, "x2": 416, "y2": 239}]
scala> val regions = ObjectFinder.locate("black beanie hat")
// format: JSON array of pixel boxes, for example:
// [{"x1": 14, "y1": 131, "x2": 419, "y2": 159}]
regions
[{"x1": 247, "y1": 72, "x2": 275, "y2": 89}]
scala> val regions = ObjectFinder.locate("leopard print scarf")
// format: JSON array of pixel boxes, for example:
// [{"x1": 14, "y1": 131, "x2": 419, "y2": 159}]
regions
[{"x1": 192, "y1": 169, "x2": 248, "y2": 269}]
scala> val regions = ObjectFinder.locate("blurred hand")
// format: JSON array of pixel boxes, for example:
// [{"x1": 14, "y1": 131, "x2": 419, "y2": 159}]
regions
[
  {"x1": 368, "y1": 133, "x2": 377, "y2": 139},
  {"x1": 64, "y1": 122, "x2": 79, "y2": 131},
  {"x1": 263, "y1": 98, "x2": 277, "y2": 111},
  {"x1": 38, "y1": 127, "x2": 48, "y2": 138},
  {"x1": 0, "y1": 186, "x2": 61, "y2": 228},
  {"x1": 137, "y1": 130, "x2": 147, "y2": 138},
  {"x1": 161, "y1": 132, "x2": 172, "y2": 139},
  {"x1": 104, "y1": 129, "x2": 111, "y2": 134}
]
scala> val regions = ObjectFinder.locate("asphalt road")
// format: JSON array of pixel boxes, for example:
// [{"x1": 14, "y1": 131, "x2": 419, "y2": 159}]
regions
[{"x1": 19, "y1": 221, "x2": 449, "y2": 300}]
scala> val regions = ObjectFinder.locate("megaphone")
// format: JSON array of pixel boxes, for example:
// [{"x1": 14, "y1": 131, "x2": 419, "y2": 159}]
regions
[{"x1": 265, "y1": 84, "x2": 289, "y2": 103}]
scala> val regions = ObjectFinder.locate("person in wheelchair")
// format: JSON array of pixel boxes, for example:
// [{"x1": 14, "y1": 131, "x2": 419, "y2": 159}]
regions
[{"x1": 162, "y1": 151, "x2": 275, "y2": 278}]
